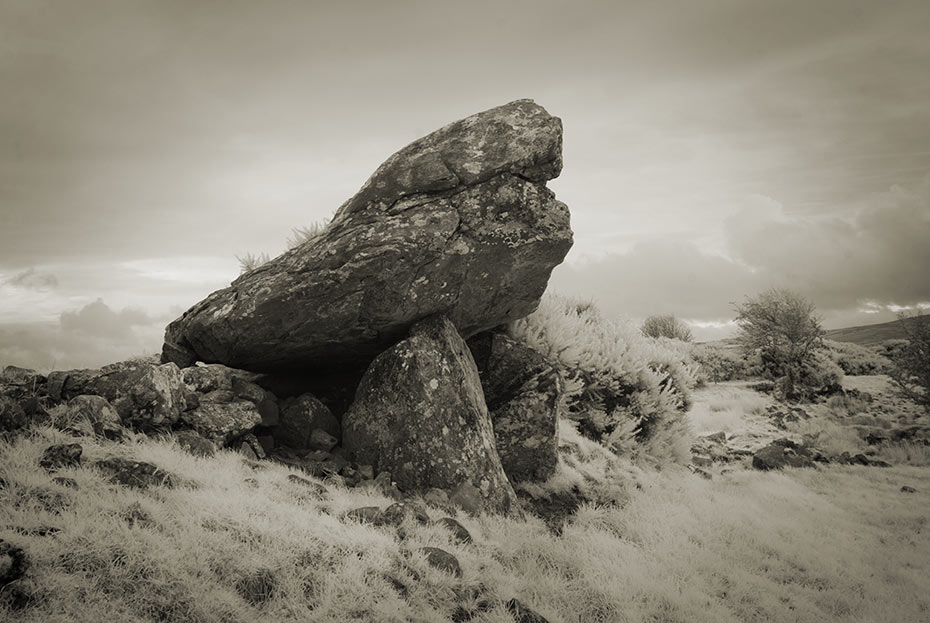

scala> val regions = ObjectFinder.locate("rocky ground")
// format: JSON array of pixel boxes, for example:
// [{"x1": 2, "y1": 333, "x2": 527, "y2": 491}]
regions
[{"x1": 688, "y1": 375, "x2": 930, "y2": 476}]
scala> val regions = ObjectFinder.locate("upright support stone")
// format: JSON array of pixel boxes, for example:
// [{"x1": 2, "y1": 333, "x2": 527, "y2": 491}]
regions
[{"x1": 342, "y1": 316, "x2": 519, "y2": 514}]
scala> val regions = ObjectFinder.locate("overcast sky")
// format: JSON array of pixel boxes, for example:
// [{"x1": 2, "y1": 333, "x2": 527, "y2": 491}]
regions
[{"x1": 2, "y1": 0, "x2": 929, "y2": 370}]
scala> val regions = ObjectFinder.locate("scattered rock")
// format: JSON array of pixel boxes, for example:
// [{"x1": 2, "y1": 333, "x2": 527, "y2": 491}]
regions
[
  {"x1": 39, "y1": 443, "x2": 82, "y2": 470},
  {"x1": 161, "y1": 99, "x2": 571, "y2": 374},
  {"x1": 435, "y1": 517, "x2": 472, "y2": 544},
  {"x1": 95, "y1": 457, "x2": 175, "y2": 489},
  {"x1": 901, "y1": 485, "x2": 917, "y2": 493},
  {"x1": 343, "y1": 315, "x2": 518, "y2": 515},
  {"x1": 705, "y1": 431, "x2": 727, "y2": 444},
  {"x1": 236, "y1": 568, "x2": 277, "y2": 606},
  {"x1": 751, "y1": 439, "x2": 816, "y2": 470},
  {"x1": 467, "y1": 331, "x2": 562, "y2": 482},
  {"x1": 419, "y1": 547, "x2": 462, "y2": 577}
]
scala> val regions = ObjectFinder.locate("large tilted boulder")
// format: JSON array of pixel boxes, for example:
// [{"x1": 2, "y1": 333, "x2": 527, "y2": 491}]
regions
[
  {"x1": 468, "y1": 332, "x2": 563, "y2": 482},
  {"x1": 342, "y1": 315, "x2": 519, "y2": 514},
  {"x1": 161, "y1": 99, "x2": 572, "y2": 372}
]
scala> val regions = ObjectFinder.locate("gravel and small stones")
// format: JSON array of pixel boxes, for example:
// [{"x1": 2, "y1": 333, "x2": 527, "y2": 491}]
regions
[
  {"x1": 39, "y1": 443, "x2": 82, "y2": 470},
  {"x1": 419, "y1": 547, "x2": 462, "y2": 577}
]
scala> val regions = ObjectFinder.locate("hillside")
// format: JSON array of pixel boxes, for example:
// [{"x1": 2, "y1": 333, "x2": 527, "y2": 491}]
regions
[{"x1": 823, "y1": 316, "x2": 918, "y2": 346}]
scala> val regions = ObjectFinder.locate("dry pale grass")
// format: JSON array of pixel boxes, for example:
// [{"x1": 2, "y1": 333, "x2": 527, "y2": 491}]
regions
[
  {"x1": 687, "y1": 382, "x2": 775, "y2": 441},
  {"x1": 2, "y1": 424, "x2": 929, "y2": 622}
]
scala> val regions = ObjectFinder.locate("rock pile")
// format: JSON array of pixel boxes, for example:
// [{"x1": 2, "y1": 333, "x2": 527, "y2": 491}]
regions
[{"x1": 0, "y1": 100, "x2": 572, "y2": 515}]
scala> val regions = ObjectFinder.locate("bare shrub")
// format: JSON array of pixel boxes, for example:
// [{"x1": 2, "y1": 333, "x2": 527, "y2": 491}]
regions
[
  {"x1": 734, "y1": 289, "x2": 832, "y2": 400},
  {"x1": 889, "y1": 312, "x2": 930, "y2": 412},
  {"x1": 641, "y1": 315, "x2": 693, "y2": 342}
]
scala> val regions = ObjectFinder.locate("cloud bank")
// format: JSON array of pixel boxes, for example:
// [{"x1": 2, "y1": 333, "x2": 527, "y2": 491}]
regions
[{"x1": 550, "y1": 173, "x2": 930, "y2": 337}]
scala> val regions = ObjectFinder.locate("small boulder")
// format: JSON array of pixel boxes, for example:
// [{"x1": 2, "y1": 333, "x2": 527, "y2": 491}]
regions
[
  {"x1": 95, "y1": 457, "x2": 175, "y2": 489},
  {"x1": 273, "y1": 393, "x2": 339, "y2": 451},
  {"x1": 180, "y1": 390, "x2": 262, "y2": 444},
  {"x1": 343, "y1": 315, "x2": 518, "y2": 515},
  {"x1": 378, "y1": 502, "x2": 430, "y2": 528},
  {"x1": 237, "y1": 433, "x2": 267, "y2": 459},
  {"x1": 0, "y1": 540, "x2": 29, "y2": 587},
  {"x1": 419, "y1": 547, "x2": 462, "y2": 577},
  {"x1": 308, "y1": 429, "x2": 338, "y2": 452},
  {"x1": 66, "y1": 395, "x2": 123, "y2": 439},
  {"x1": 172, "y1": 429, "x2": 217, "y2": 457},
  {"x1": 0, "y1": 396, "x2": 28, "y2": 433},
  {"x1": 39, "y1": 443, "x2": 82, "y2": 470},
  {"x1": 752, "y1": 439, "x2": 816, "y2": 470},
  {"x1": 435, "y1": 517, "x2": 472, "y2": 544},
  {"x1": 901, "y1": 485, "x2": 917, "y2": 493}
]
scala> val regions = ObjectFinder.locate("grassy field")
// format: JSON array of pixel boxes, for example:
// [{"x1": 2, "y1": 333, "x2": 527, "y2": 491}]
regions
[{"x1": 3, "y1": 417, "x2": 929, "y2": 623}]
